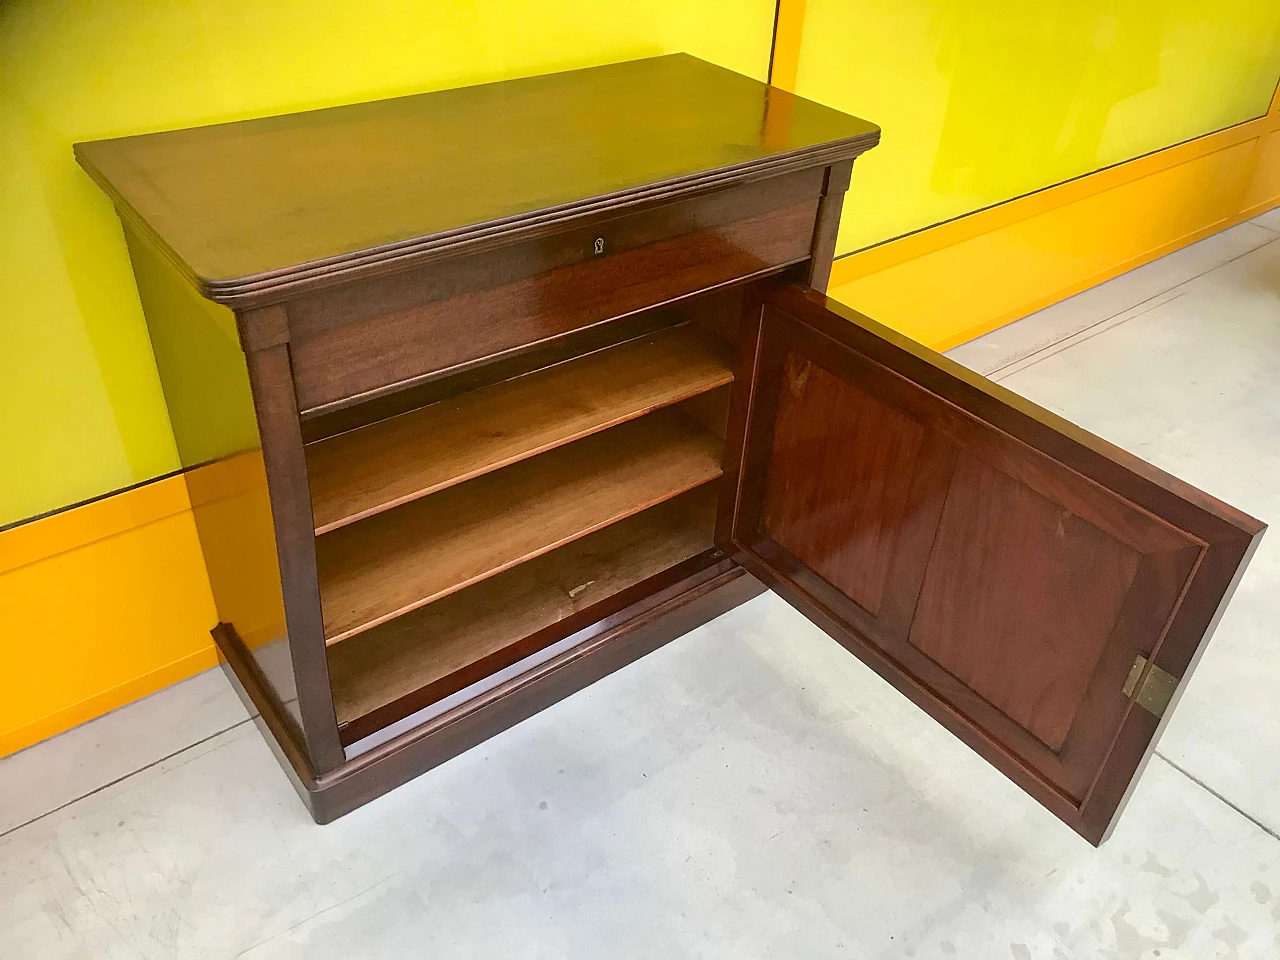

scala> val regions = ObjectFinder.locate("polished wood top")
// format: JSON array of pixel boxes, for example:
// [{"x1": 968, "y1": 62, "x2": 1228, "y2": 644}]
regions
[{"x1": 74, "y1": 55, "x2": 878, "y2": 302}]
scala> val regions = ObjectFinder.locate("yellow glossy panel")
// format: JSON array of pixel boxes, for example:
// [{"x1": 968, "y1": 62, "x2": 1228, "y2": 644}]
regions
[
  {"x1": 0, "y1": 0, "x2": 775, "y2": 526},
  {"x1": 828, "y1": 100, "x2": 1280, "y2": 350},
  {"x1": 794, "y1": 0, "x2": 1280, "y2": 253}
]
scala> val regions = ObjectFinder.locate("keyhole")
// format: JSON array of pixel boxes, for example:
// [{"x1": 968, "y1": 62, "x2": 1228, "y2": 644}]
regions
[{"x1": 593, "y1": 237, "x2": 605, "y2": 255}]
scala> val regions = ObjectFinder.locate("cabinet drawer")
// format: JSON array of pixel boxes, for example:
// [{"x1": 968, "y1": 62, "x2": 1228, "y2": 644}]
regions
[{"x1": 286, "y1": 167, "x2": 825, "y2": 414}]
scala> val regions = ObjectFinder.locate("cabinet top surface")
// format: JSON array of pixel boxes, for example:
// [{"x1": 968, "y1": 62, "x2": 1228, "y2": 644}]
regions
[{"x1": 74, "y1": 54, "x2": 878, "y2": 302}]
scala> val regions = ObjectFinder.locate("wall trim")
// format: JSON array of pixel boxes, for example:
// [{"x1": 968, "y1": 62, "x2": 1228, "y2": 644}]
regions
[{"x1": 0, "y1": 473, "x2": 193, "y2": 576}]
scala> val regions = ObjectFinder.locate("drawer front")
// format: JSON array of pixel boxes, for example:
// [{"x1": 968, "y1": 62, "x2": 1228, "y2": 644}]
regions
[{"x1": 287, "y1": 167, "x2": 826, "y2": 414}]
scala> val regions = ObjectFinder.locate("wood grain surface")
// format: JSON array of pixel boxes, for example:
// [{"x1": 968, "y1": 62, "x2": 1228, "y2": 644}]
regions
[
  {"x1": 306, "y1": 324, "x2": 733, "y2": 533},
  {"x1": 732, "y1": 281, "x2": 1264, "y2": 844},
  {"x1": 327, "y1": 488, "x2": 717, "y2": 732},
  {"x1": 288, "y1": 190, "x2": 814, "y2": 412},
  {"x1": 241, "y1": 334, "x2": 345, "y2": 772},
  {"x1": 315, "y1": 409, "x2": 723, "y2": 643}
]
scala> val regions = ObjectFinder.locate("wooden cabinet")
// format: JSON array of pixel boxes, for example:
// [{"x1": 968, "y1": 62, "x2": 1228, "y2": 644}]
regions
[{"x1": 77, "y1": 54, "x2": 1263, "y2": 845}]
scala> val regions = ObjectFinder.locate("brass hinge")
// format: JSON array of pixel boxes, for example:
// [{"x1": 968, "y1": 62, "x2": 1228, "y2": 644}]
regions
[{"x1": 1122, "y1": 655, "x2": 1178, "y2": 719}]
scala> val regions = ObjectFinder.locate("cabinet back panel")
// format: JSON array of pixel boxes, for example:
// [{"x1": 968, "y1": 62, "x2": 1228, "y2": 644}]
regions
[{"x1": 297, "y1": 308, "x2": 683, "y2": 442}]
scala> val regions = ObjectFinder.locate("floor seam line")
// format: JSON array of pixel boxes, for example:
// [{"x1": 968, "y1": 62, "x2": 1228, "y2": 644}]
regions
[
  {"x1": 982, "y1": 290, "x2": 1185, "y2": 378},
  {"x1": 988, "y1": 292, "x2": 1190, "y2": 382},
  {"x1": 0, "y1": 717, "x2": 253, "y2": 840},
  {"x1": 1154, "y1": 750, "x2": 1280, "y2": 844},
  {"x1": 231, "y1": 876, "x2": 399, "y2": 957},
  {"x1": 977, "y1": 227, "x2": 1280, "y2": 378}
]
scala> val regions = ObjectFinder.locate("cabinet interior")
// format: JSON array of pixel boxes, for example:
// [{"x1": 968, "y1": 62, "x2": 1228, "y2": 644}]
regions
[{"x1": 303, "y1": 286, "x2": 747, "y2": 745}]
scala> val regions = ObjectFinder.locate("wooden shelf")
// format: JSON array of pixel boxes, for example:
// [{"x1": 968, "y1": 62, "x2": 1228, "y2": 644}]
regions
[
  {"x1": 306, "y1": 323, "x2": 733, "y2": 534},
  {"x1": 315, "y1": 409, "x2": 723, "y2": 643},
  {"x1": 326, "y1": 487, "x2": 717, "y2": 736}
]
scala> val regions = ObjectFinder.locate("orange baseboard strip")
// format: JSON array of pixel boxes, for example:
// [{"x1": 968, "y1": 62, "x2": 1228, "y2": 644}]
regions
[
  {"x1": 0, "y1": 648, "x2": 220, "y2": 760},
  {"x1": 0, "y1": 474, "x2": 219, "y2": 758}
]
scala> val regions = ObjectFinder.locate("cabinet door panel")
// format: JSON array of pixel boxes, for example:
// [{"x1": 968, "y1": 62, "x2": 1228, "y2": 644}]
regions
[{"x1": 727, "y1": 283, "x2": 1263, "y2": 844}]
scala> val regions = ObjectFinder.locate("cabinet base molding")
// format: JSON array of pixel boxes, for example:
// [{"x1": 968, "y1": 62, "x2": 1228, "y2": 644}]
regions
[{"x1": 215, "y1": 564, "x2": 764, "y2": 823}]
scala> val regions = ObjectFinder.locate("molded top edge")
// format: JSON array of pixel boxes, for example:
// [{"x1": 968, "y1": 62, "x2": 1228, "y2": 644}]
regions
[{"x1": 75, "y1": 54, "x2": 879, "y2": 303}]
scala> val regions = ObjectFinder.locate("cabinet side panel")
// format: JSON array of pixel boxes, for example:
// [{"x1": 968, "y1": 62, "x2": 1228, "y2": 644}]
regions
[
  {"x1": 123, "y1": 230, "x2": 260, "y2": 470},
  {"x1": 124, "y1": 227, "x2": 301, "y2": 736}
]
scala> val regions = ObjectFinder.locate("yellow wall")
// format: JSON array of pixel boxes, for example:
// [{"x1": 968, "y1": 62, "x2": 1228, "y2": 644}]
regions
[
  {"x1": 2, "y1": 1, "x2": 1279, "y2": 757},
  {"x1": 790, "y1": 0, "x2": 1280, "y2": 254},
  {"x1": 828, "y1": 92, "x2": 1280, "y2": 349},
  {"x1": 0, "y1": 0, "x2": 776, "y2": 527}
]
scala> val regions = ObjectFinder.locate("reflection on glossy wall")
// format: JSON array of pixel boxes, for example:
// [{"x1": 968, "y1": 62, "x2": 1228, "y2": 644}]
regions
[
  {"x1": 796, "y1": 0, "x2": 1280, "y2": 254},
  {"x1": 0, "y1": 0, "x2": 775, "y2": 527}
]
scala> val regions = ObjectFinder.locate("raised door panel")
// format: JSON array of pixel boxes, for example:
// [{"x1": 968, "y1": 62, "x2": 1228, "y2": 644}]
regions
[{"x1": 727, "y1": 283, "x2": 1263, "y2": 844}]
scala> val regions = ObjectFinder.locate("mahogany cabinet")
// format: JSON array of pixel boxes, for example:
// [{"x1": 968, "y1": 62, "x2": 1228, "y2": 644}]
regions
[{"x1": 76, "y1": 54, "x2": 1263, "y2": 845}]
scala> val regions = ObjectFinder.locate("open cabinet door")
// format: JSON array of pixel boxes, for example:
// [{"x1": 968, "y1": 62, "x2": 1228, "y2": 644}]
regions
[{"x1": 725, "y1": 282, "x2": 1264, "y2": 844}]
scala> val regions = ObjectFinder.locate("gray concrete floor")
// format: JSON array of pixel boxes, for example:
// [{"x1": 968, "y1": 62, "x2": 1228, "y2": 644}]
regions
[{"x1": 4, "y1": 215, "x2": 1280, "y2": 958}]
